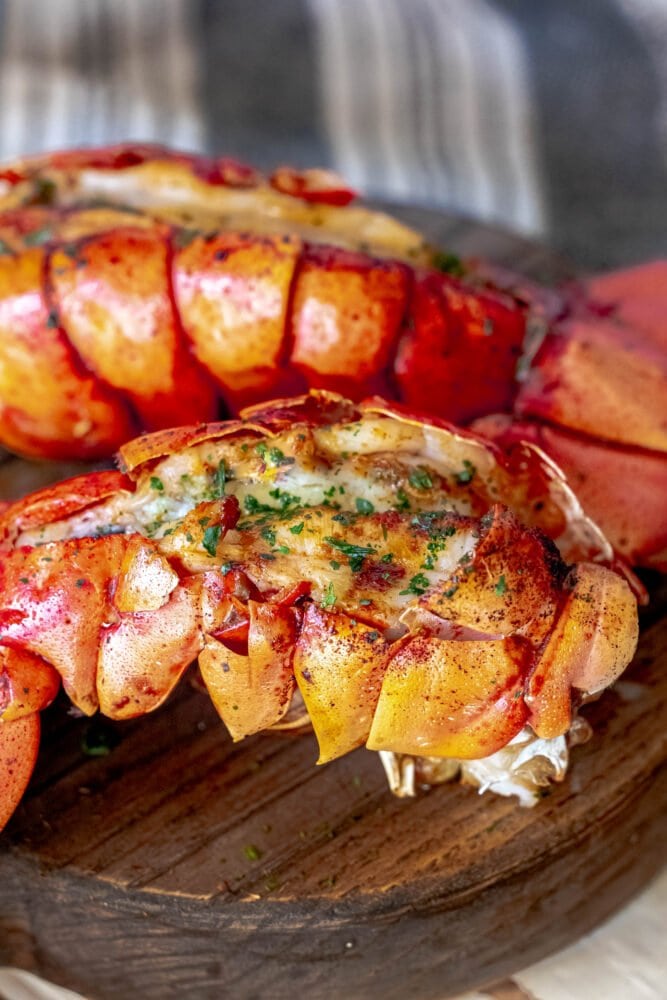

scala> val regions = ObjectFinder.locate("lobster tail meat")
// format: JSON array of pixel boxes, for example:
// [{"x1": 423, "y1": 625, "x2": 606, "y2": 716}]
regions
[{"x1": 0, "y1": 392, "x2": 639, "y2": 828}]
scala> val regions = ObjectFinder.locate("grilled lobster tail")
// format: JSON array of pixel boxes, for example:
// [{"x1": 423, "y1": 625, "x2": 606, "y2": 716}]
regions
[
  {"x1": 0, "y1": 392, "x2": 639, "y2": 828},
  {"x1": 0, "y1": 143, "x2": 527, "y2": 460}
]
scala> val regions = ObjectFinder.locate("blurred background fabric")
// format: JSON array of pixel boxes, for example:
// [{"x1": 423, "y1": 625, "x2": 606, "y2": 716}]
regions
[{"x1": 0, "y1": 0, "x2": 665, "y2": 269}]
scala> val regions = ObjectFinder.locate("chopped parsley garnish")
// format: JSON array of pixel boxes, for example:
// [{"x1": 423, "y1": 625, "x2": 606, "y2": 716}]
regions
[
  {"x1": 243, "y1": 488, "x2": 302, "y2": 518},
  {"x1": 150, "y1": 476, "x2": 164, "y2": 492},
  {"x1": 290, "y1": 522, "x2": 305, "y2": 535},
  {"x1": 332, "y1": 511, "x2": 357, "y2": 526},
  {"x1": 321, "y1": 581, "x2": 336, "y2": 609},
  {"x1": 275, "y1": 545, "x2": 290, "y2": 555},
  {"x1": 330, "y1": 560, "x2": 341, "y2": 570},
  {"x1": 256, "y1": 442, "x2": 293, "y2": 467},
  {"x1": 202, "y1": 524, "x2": 222, "y2": 557},
  {"x1": 495, "y1": 574, "x2": 508, "y2": 596},
  {"x1": 261, "y1": 526, "x2": 277, "y2": 546},
  {"x1": 242, "y1": 844, "x2": 263, "y2": 862},
  {"x1": 324, "y1": 537, "x2": 375, "y2": 573},
  {"x1": 456, "y1": 460, "x2": 476, "y2": 485},
  {"x1": 269, "y1": 447, "x2": 293, "y2": 466},
  {"x1": 432, "y1": 250, "x2": 465, "y2": 278},
  {"x1": 212, "y1": 460, "x2": 227, "y2": 497},
  {"x1": 399, "y1": 573, "x2": 430, "y2": 596},
  {"x1": 355, "y1": 498, "x2": 374, "y2": 515},
  {"x1": 394, "y1": 488, "x2": 411, "y2": 511},
  {"x1": 408, "y1": 467, "x2": 434, "y2": 491},
  {"x1": 380, "y1": 553, "x2": 394, "y2": 563},
  {"x1": 24, "y1": 225, "x2": 54, "y2": 247}
]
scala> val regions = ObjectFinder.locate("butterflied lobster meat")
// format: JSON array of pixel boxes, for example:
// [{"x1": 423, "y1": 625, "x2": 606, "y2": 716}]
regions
[{"x1": 0, "y1": 392, "x2": 638, "y2": 828}]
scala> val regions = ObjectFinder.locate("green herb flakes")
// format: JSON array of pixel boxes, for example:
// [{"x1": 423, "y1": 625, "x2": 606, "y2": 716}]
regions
[
  {"x1": 408, "y1": 467, "x2": 433, "y2": 490},
  {"x1": 202, "y1": 524, "x2": 222, "y2": 557},
  {"x1": 321, "y1": 581, "x2": 336, "y2": 609},
  {"x1": 456, "y1": 460, "x2": 476, "y2": 485},
  {"x1": 212, "y1": 459, "x2": 227, "y2": 497},
  {"x1": 355, "y1": 498, "x2": 374, "y2": 515},
  {"x1": 394, "y1": 488, "x2": 411, "y2": 511},
  {"x1": 399, "y1": 573, "x2": 430, "y2": 596},
  {"x1": 325, "y1": 537, "x2": 375, "y2": 573},
  {"x1": 242, "y1": 844, "x2": 263, "y2": 862},
  {"x1": 432, "y1": 250, "x2": 465, "y2": 277},
  {"x1": 261, "y1": 526, "x2": 277, "y2": 546}
]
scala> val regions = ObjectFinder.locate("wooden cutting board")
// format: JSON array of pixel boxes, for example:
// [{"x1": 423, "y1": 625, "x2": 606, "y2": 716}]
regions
[{"x1": 0, "y1": 215, "x2": 665, "y2": 1000}]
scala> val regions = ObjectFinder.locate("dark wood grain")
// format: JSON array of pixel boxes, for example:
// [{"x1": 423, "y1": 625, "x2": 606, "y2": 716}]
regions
[{"x1": 0, "y1": 216, "x2": 664, "y2": 1000}]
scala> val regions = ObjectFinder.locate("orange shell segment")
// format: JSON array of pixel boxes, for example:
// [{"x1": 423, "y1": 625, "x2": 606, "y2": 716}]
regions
[
  {"x1": 367, "y1": 633, "x2": 529, "y2": 759},
  {"x1": 0, "y1": 247, "x2": 135, "y2": 460},
  {"x1": 291, "y1": 246, "x2": 409, "y2": 397},
  {"x1": 0, "y1": 470, "x2": 132, "y2": 544},
  {"x1": 51, "y1": 227, "x2": 218, "y2": 431},
  {"x1": 526, "y1": 562, "x2": 639, "y2": 739},
  {"x1": 393, "y1": 272, "x2": 525, "y2": 424},
  {"x1": 473, "y1": 413, "x2": 667, "y2": 571},
  {"x1": 113, "y1": 537, "x2": 180, "y2": 613},
  {"x1": 173, "y1": 231, "x2": 303, "y2": 408},
  {"x1": 293, "y1": 604, "x2": 389, "y2": 764},
  {"x1": 0, "y1": 534, "x2": 130, "y2": 715},
  {"x1": 199, "y1": 600, "x2": 296, "y2": 741},
  {"x1": 0, "y1": 645, "x2": 60, "y2": 721},
  {"x1": 516, "y1": 318, "x2": 667, "y2": 452},
  {"x1": 97, "y1": 579, "x2": 203, "y2": 720},
  {"x1": 0, "y1": 712, "x2": 40, "y2": 832}
]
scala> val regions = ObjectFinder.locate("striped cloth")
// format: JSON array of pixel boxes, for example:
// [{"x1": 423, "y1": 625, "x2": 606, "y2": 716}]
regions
[{"x1": 0, "y1": 0, "x2": 665, "y2": 268}]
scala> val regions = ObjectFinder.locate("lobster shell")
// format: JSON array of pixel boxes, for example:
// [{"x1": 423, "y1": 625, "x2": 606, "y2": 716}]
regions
[{"x1": 0, "y1": 144, "x2": 526, "y2": 460}]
